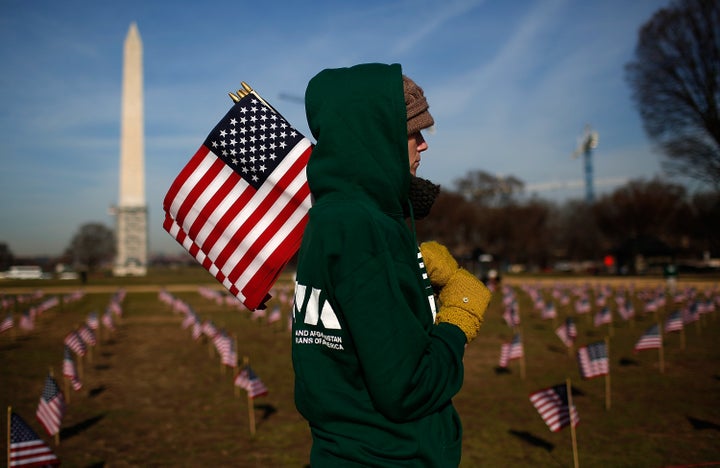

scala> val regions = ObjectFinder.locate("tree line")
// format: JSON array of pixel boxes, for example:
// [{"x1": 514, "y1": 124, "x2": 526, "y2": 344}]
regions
[{"x1": 415, "y1": 172, "x2": 720, "y2": 275}]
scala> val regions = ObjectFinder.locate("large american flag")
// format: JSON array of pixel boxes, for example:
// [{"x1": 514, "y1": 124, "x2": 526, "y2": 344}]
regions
[
  {"x1": 634, "y1": 323, "x2": 662, "y2": 352},
  {"x1": 36, "y1": 374, "x2": 65, "y2": 437},
  {"x1": 9, "y1": 411, "x2": 60, "y2": 467},
  {"x1": 163, "y1": 90, "x2": 313, "y2": 311},
  {"x1": 529, "y1": 383, "x2": 579, "y2": 432},
  {"x1": 576, "y1": 341, "x2": 609, "y2": 379},
  {"x1": 499, "y1": 333, "x2": 524, "y2": 368}
]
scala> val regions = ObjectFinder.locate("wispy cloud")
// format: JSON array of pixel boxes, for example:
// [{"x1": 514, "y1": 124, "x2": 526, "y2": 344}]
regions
[{"x1": 391, "y1": 0, "x2": 487, "y2": 55}]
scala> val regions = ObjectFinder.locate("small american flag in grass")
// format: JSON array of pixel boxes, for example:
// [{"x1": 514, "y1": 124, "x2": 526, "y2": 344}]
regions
[
  {"x1": 499, "y1": 334, "x2": 524, "y2": 368},
  {"x1": 664, "y1": 311, "x2": 683, "y2": 333},
  {"x1": 234, "y1": 364, "x2": 268, "y2": 399},
  {"x1": 555, "y1": 317, "x2": 577, "y2": 347},
  {"x1": 10, "y1": 411, "x2": 60, "y2": 467},
  {"x1": 576, "y1": 341, "x2": 609, "y2": 379},
  {"x1": 634, "y1": 324, "x2": 662, "y2": 352},
  {"x1": 36, "y1": 374, "x2": 65, "y2": 437},
  {"x1": 63, "y1": 345, "x2": 82, "y2": 391},
  {"x1": 529, "y1": 383, "x2": 579, "y2": 432},
  {"x1": 64, "y1": 330, "x2": 87, "y2": 357}
]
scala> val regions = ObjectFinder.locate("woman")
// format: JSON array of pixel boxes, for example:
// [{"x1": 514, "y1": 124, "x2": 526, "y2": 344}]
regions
[{"x1": 292, "y1": 63, "x2": 490, "y2": 467}]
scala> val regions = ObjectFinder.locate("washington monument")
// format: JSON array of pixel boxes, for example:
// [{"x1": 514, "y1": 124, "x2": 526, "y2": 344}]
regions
[{"x1": 113, "y1": 22, "x2": 148, "y2": 276}]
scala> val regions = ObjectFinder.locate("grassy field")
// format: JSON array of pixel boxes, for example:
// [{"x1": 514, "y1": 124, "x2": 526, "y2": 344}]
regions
[{"x1": 1, "y1": 271, "x2": 719, "y2": 467}]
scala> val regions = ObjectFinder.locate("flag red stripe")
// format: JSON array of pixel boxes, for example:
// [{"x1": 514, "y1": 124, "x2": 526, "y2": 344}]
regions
[
  {"x1": 186, "y1": 167, "x2": 239, "y2": 240},
  {"x1": 173, "y1": 156, "x2": 227, "y2": 228},
  {"x1": 193, "y1": 178, "x2": 255, "y2": 266},
  {"x1": 163, "y1": 146, "x2": 212, "y2": 213},
  {"x1": 177, "y1": 160, "x2": 249, "y2": 249},
  {"x1": 211, "y1": 143, "x2": 310, "y2": 273},
  {"x1": 226, "y1": 181, "x2": 310, "y2": 286},
  {"x1": 238, "y1": 200, "x2": 310, "y2": 308}
]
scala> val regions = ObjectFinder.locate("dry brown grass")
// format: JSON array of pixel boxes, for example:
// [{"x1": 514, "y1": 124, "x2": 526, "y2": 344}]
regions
[{"x1": 2, "y1": 276, "x2": 719, "y2": 467}]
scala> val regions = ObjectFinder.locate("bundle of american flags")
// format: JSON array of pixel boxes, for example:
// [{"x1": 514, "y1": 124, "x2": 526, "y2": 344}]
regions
[{"x1": 163, "y1": 84, "x2": 313, "y2": 311}]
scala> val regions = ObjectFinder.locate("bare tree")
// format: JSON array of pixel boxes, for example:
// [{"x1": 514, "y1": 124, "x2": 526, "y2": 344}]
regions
[
  {"x1": 594, "y1": 178, "x2": 686, "y2": 240},
  {"x1": 65, "y1": 223, "x2": 116, "y2": 274},
  {"x1": 550, "y1": 201, "x2": 604, "y2": 262},
  {"x1": 0, "y1": 243, "x2": 14, "y2": 271},
  {"x1": 686, "y1": 190, "x2": 720, "y2": 256},
  {"x1": 625, "y1": 0, "x2": 720, "y2": 187},
  {"x1": 415, "y1": 191, "x2": 481, "y2": 255},
  {"x1": 454, "y1": 170, "x2": 525, "y2": 206}
]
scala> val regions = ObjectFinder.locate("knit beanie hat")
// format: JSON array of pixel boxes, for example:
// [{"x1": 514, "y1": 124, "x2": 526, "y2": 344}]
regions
[{"x1": 403, "y1": 75, "x2": 434, "y2": 135}]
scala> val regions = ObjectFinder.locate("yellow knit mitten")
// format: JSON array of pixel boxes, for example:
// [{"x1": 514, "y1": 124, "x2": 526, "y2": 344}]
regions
[
  {"x1": 420, "y1": 241, "x2": 459, "y2": 288},
  {"x1": 436, "y1": 269, "x2": 492, "y2": 343}
]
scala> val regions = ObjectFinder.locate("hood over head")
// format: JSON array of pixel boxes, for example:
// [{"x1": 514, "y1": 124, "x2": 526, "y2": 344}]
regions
[{"x1": 304, "y1": 63, "x2": 408, "y2": 217}]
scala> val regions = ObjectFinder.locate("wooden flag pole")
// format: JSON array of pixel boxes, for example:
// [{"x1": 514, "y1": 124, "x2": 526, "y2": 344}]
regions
[
  {"x1": 604, "y1": 336, "x2": 611, "y2": 411},
  {"x1": 243, "y1": 356, "x2": 256, "y2": 437},
  {"x1": 77, "y1": 353, "x2": 84, "y2": 381},
  {"x1": 658, "y1": 321, "x2": 665, "y2": 374},
  {"x1": 7, "y1": 406, "x2": 11, "y2": 468},
  {"x1": 519, "y1": 330, "x2": 526, "y2": 380},
  {"x1": 64, "y1": 377, "x2": 71, "y2": 404},
  {"x1": 233, "y1": 334, "x2": 239, "y2": 372},
  {"x1": 49, "y1": 368, "x2": 59, "y2": 446},
  {"x1": 86, "y1": 339, "x2": 93, "y2": 364},
  {"x1": 680, "y1": 326, "x2": 686, "y2": 350},
  {"x1": 566, "y1": 378, "x2": 579, "y2": 468},
  {"x1": 248, "y1": 387, "x2": 256, "y2": 438},
  {"x1": 519, "y1": 353, "x2": 526, "y2": 380}
]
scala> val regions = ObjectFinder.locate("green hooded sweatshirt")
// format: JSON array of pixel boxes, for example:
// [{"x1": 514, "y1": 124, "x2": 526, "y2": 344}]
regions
[{"x1": 292, "y1": 63, "x2": 467, "y2": 467}]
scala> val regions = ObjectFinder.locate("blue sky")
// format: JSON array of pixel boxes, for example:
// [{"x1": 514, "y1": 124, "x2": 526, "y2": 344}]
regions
[{"x1": 0, "y1": 0, "x2": 673, "y2": 257}]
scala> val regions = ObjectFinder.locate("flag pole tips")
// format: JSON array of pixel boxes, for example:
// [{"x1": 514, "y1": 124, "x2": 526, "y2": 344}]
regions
[{"x1": 229, "y1": 92, "x2": 240, "y2": 103}]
